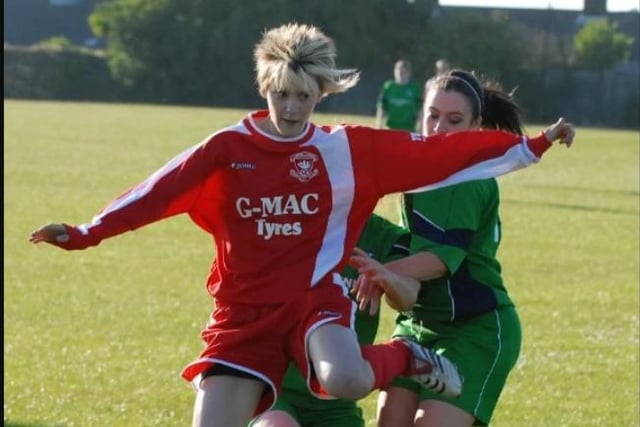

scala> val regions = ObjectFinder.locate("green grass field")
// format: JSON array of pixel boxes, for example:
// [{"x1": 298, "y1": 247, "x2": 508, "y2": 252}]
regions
[{"x1": 4, "y1": 99, "x2": 639, "y2": 427}]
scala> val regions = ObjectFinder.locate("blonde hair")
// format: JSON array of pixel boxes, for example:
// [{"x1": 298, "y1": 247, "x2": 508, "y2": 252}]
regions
[{"x1": 254, "y1": 22, "x2": 360, "y2": 99}]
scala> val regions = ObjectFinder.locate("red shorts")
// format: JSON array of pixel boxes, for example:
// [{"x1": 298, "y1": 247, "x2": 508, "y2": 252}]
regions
[{"x1": 181, "y1": 272, "x2": 356, "y2": 415}]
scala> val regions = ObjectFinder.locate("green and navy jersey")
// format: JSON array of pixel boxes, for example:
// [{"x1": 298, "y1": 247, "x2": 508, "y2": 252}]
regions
[
  {"x1": 377, "y1": 80, "x2": 423, "y2": 131},
  {"x1": 399, "y1": 178, "x2": 513, "y2": 324},
  {"x1": 277, "y1": 213, "x2": 410, "y2": 408}
]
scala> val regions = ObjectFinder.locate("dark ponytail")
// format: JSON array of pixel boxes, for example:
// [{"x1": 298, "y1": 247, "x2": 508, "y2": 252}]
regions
[{"x1": 482, "y1": 83, "x2": 524, "y2": 135}]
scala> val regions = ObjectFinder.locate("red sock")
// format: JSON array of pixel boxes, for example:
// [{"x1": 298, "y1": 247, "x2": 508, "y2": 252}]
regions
[{"x1": 361, "y1": 340, "x2": 411, "y2": 390}]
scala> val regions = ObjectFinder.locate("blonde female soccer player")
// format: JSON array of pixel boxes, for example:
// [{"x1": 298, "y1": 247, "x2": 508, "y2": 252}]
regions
[{"x1": 30, "y1": 23, "x2": 575, "y2": 427}]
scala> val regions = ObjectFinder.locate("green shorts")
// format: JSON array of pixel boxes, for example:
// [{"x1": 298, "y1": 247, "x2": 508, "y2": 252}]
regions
[
  {"x1": 391, "y1": 306, "x2": 522, "y2": 426},
  {"x1": 249, "y1": 393, "x2": 364, "y2": 427}
]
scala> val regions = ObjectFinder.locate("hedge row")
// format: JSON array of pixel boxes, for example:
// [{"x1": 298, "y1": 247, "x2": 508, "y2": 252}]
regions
[
  {"x1": 5, "y1": 45, "x2": 638, "y2": 129},
  {"x1": 4, "y1": 45, "x2": 123, "y2": 101}
]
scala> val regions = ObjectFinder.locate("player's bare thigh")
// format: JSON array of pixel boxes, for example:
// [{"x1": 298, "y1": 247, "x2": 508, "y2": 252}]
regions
[{"x1": 192, "y1": 374, "x2": 265, "y2": 427}]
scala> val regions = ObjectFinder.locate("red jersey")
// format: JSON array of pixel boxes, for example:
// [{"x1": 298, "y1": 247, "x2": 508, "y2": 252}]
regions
[{"x1": 60, "y1": 110, "x2": 551, "y2": 305}]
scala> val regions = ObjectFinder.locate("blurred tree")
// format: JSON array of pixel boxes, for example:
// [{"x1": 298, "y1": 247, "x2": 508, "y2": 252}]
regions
[
  {"x1": 572, "y1": 19, "x2": 634, "y2": 124},
  {"x1": 89, "y1": 0, "x2": 260, "y2": 104},
  {"x1": 34, "y1": 36, "x2": 78, "y2": 51},
  {"x1": 573, "y1": 19, "x2": 634, "y2": 71},
  {"x1": 89, "y1": 0, "x2": 437, "y2": 107},
  {"x1": 415, "y1": 11, "x2": 527, "y2": 85}
]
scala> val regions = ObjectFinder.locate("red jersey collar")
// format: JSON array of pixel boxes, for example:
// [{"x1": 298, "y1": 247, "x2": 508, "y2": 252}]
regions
[{"x1": 244, "y1": 110, "x2": 316, "y2": 150}]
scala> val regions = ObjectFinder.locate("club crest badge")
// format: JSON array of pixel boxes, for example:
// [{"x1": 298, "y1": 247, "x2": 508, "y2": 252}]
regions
[{"x1": 290, "y1": 151, "x2": 319, "y2": 182}]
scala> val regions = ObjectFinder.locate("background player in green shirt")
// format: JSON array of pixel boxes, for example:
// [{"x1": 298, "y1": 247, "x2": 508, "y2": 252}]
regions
[
  {"x1": 353, "y1": 69, "x2": 576, "y2": 427},
  {"x1": 249, "y1": 213, "x2": 417, "y2": 427},
  {"x1": 376, "y1": 59, "x2": 423, "y2": 132}
]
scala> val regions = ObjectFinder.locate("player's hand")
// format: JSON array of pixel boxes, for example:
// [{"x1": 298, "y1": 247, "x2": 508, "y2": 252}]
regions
[
  {"x1": 349, "y1": 247, "x2": 383, "y2": 315},
  {"x1": 352, "y1": 274, "x2": 383, "y2": 316},
  {"x1": 350, "y1": 247, "x2": 399, "y2": 315},
  {"x1": 29, "y1": 223, "x2": 70, "y2": 244},
  {"x1": 543, "y1": 117, "x2": 576, "y2": 148}
]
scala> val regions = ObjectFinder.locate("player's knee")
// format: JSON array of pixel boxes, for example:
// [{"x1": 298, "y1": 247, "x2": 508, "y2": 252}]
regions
[{"x1": 321, "y1": 369, "x2": 372, "y2": 400}]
